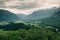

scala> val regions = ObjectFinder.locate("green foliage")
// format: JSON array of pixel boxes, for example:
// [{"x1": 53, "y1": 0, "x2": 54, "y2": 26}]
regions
[
  {"x1": 0, "y1": 22, "x2": 59, "y2": 40},
  {"x1": 0, "y1": 28, "x2": 59, "y2": 40}
]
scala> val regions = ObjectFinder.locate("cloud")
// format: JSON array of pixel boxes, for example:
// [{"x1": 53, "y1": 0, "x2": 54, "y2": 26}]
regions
[
  {"x1": 2, "y1": 0, "x2": 40, "y2": 10},
  {"x1": 0, "y1": 1, "x2": 6, "y2": 8},
  {"x1": 0, "y1": 0, "x2": 60, "y2": 9},
  {"x1": 0, "y1": 0, "x2": 48, "y2": 9},
  {"x1": 0, "y1": 0, "x2": 60, "y2": 14}
]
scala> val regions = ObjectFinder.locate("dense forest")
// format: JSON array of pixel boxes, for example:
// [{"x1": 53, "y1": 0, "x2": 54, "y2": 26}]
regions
[{"x1": 0, "y1": 22, "x2": 60, "y2": 40}]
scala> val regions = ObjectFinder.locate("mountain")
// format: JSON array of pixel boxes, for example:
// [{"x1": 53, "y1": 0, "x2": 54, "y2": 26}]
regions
[
  {"x1": 17, "y1": 14, "x2": 27, "y2": 20},
  {"x1": 24, "y1": 7, "x2": 57, "y2": 21},
  {"x1": 24, "y1": 7, "x2": 60, "y2": 26},
  {"x1": 0, "y1": 9, "x2": 19, "y2": 22},
  {"x1": 41, "y1": 7, "x2": 60, "y2": 27}
]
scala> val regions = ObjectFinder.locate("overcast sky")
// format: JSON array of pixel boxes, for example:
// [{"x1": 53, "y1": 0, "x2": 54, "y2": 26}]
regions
[{"x1": 0, "y1": 0, "x2": 60, "y2": 15}]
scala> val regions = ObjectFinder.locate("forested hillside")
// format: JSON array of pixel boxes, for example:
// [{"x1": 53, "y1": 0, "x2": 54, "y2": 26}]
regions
[{"x1": 0, "y1": 22, "x2": 60, "y2": 40}]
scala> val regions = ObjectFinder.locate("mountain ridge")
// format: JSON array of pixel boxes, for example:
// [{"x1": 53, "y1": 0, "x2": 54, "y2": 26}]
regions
[
  {"x1": 0, "y1": 9, "x2": 19, "y2": 22},
  {"x1": 24, "y1": 7, "x2": 60, "y2": 26}
]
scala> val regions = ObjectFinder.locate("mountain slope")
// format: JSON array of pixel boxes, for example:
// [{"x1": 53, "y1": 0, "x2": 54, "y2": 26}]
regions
[
  {"x1": 24, "y1": 7, "x2": 60, "y2": 26},
  {"x1": 0, "y1": 9, "x2": 19, "y2": 22},
  {"x1": 25, "y1": 7, "x2": 57, "y2": 21},
  {"x1": 41, "y1": 7, "x2": 60, "y2": 27}
]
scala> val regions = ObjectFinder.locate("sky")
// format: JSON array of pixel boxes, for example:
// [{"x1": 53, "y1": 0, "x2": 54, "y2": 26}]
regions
[{"x1": 0, "y1": 0, "x2": 60, "y2": 15}]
